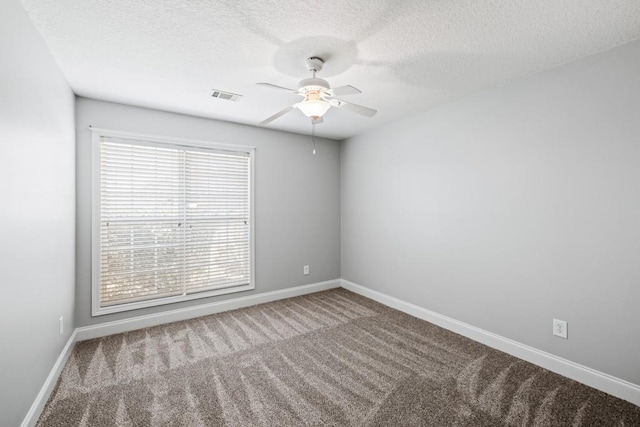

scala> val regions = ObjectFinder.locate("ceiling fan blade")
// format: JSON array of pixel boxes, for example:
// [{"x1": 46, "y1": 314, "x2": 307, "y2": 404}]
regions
[
  {"x1": 329, "y1": 99, "x2": 377, "y2": 117},
  {"x1": 328, "y1": 85, "x2": 362, "y2": 97},
  {"x1": 258, "y1": 105, "x2": 295, "y2": 126},
  {"x1": 257, "y1": 82, "x2": 298, "y2": 93}
]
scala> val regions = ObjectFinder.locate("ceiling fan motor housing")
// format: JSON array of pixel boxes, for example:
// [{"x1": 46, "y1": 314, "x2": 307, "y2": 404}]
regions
[{"x1": 298, "y1": 77, "x2": 330, "y2": 93}]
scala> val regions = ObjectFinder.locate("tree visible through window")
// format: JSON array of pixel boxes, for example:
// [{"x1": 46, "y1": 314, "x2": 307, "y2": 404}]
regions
[{"x1": 92, "y1": 130, "x2": 254, "y2": 315}]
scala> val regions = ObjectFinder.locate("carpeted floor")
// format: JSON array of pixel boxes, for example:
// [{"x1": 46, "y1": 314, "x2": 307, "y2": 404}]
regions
[{"x1": 38, "y1": 289, "x2": 640, "y2": 426}]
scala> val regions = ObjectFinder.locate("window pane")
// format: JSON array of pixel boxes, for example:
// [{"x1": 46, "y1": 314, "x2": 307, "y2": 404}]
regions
[{"x1": 97, "y1": 137, "x2": 252, "y2": 310}]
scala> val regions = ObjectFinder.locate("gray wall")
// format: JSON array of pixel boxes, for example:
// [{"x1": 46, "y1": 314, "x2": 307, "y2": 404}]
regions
[
  {"x1": 0, "y1": 1, "x2": 76, "y2": 426},
  {"x1": 341, "y1": 39, "x2": 640, "y2": 385},
  {"x1": 76, "y1": 98, "x2": 341, "y2": 327}
]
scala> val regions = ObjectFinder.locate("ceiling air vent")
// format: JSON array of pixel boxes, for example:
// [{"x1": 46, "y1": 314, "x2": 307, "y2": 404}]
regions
[{"x1": 211, "y1": 89, "x2": 242, "y2": 102}]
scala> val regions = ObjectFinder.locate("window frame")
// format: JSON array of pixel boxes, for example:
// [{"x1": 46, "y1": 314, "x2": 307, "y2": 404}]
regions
[{"x1": 91, "y1": 127, "x2": 255, "y2": 316}]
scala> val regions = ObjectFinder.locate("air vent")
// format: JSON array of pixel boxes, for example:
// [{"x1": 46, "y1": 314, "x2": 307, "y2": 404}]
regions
[{"x1": 211, "y1": 89, "x2": 242, "y2": 102}]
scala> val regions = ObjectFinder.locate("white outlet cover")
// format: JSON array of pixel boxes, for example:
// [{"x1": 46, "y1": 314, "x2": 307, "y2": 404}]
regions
[
  {"x1": 553, "y1": 319, "x2": 568, "y2": 339},
  {"x1": 303, "y1": 265, "x2": 310, "y2": 275}
]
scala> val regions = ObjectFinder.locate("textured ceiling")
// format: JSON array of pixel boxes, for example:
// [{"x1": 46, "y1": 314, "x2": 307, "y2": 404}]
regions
[{"x1": 21, "y1": 0, "x2": 640, "y2": 140}]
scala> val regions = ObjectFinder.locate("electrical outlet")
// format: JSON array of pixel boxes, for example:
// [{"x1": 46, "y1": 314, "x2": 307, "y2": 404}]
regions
[
  {"x1": 59, "y1": 316, "x2": 64, "y2": 335},
  {"x1": 303, "y1": 265, "x2": 310, "y2": 275},
  {"x1": 553, "y1": 319, "x2": 567, "y2": 339}
]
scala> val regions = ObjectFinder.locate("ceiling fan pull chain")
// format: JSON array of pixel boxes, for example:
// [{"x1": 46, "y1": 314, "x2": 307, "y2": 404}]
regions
[{"x1": 312, "y1": 121, "x2": 317, "y2": 155}]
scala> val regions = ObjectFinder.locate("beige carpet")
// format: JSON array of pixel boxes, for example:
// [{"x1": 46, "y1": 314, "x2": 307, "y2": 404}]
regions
[{"x1": 38, "y1": 289, "x2": 640, "y2": 426}]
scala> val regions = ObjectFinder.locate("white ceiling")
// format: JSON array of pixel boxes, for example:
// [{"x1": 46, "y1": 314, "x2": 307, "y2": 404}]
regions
[{"x1": 21, "y1": 0, "x2": 640, "y2": 140}]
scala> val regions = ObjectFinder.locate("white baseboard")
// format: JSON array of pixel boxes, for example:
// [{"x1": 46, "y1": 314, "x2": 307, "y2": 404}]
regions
[
  {"x1": 341, "y1": 279, "x2": 640, "y2": 407},
  {"x1": 21, "y1": 330, "x2": 77, "y2": 427},
  {"x1": 76, "y1": 279, "x2": 341, "y2": 341}
]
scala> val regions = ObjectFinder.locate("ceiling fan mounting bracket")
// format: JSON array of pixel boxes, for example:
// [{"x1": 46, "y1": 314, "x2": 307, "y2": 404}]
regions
[{"x1": 306, "y1": 57, "x2": 324, "y2": 73}]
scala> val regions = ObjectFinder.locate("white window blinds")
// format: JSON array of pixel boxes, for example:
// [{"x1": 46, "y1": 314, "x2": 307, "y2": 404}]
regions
[{"x1": 93, "y1": 131, "x2": 254, "y2": 315}]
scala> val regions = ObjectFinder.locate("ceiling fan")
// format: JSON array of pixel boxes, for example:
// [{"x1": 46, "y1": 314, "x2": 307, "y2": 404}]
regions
[{"x1": 257, "y1": 57, "x2": 377, "y2": 126}]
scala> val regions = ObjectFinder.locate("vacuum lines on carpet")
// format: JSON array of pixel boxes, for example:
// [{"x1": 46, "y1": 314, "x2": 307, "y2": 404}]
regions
[{"x1": 37, "y1": 289, "x2": 640, "y2": 426}]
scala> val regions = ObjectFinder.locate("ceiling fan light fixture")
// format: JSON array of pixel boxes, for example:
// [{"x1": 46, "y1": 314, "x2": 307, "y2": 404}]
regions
[{"x1": 298, "y1": 90, "x2": 331, "y2": 119}]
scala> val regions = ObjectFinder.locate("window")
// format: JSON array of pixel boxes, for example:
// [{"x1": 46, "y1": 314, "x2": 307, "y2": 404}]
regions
[{"x1": 91, "y1": 129, "x2": 254, "y2": 316}]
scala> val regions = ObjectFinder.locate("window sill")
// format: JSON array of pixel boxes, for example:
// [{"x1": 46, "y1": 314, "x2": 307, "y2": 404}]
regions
[{"x1": 91, "y1": 282, "x2": 255, "y2": 317}]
